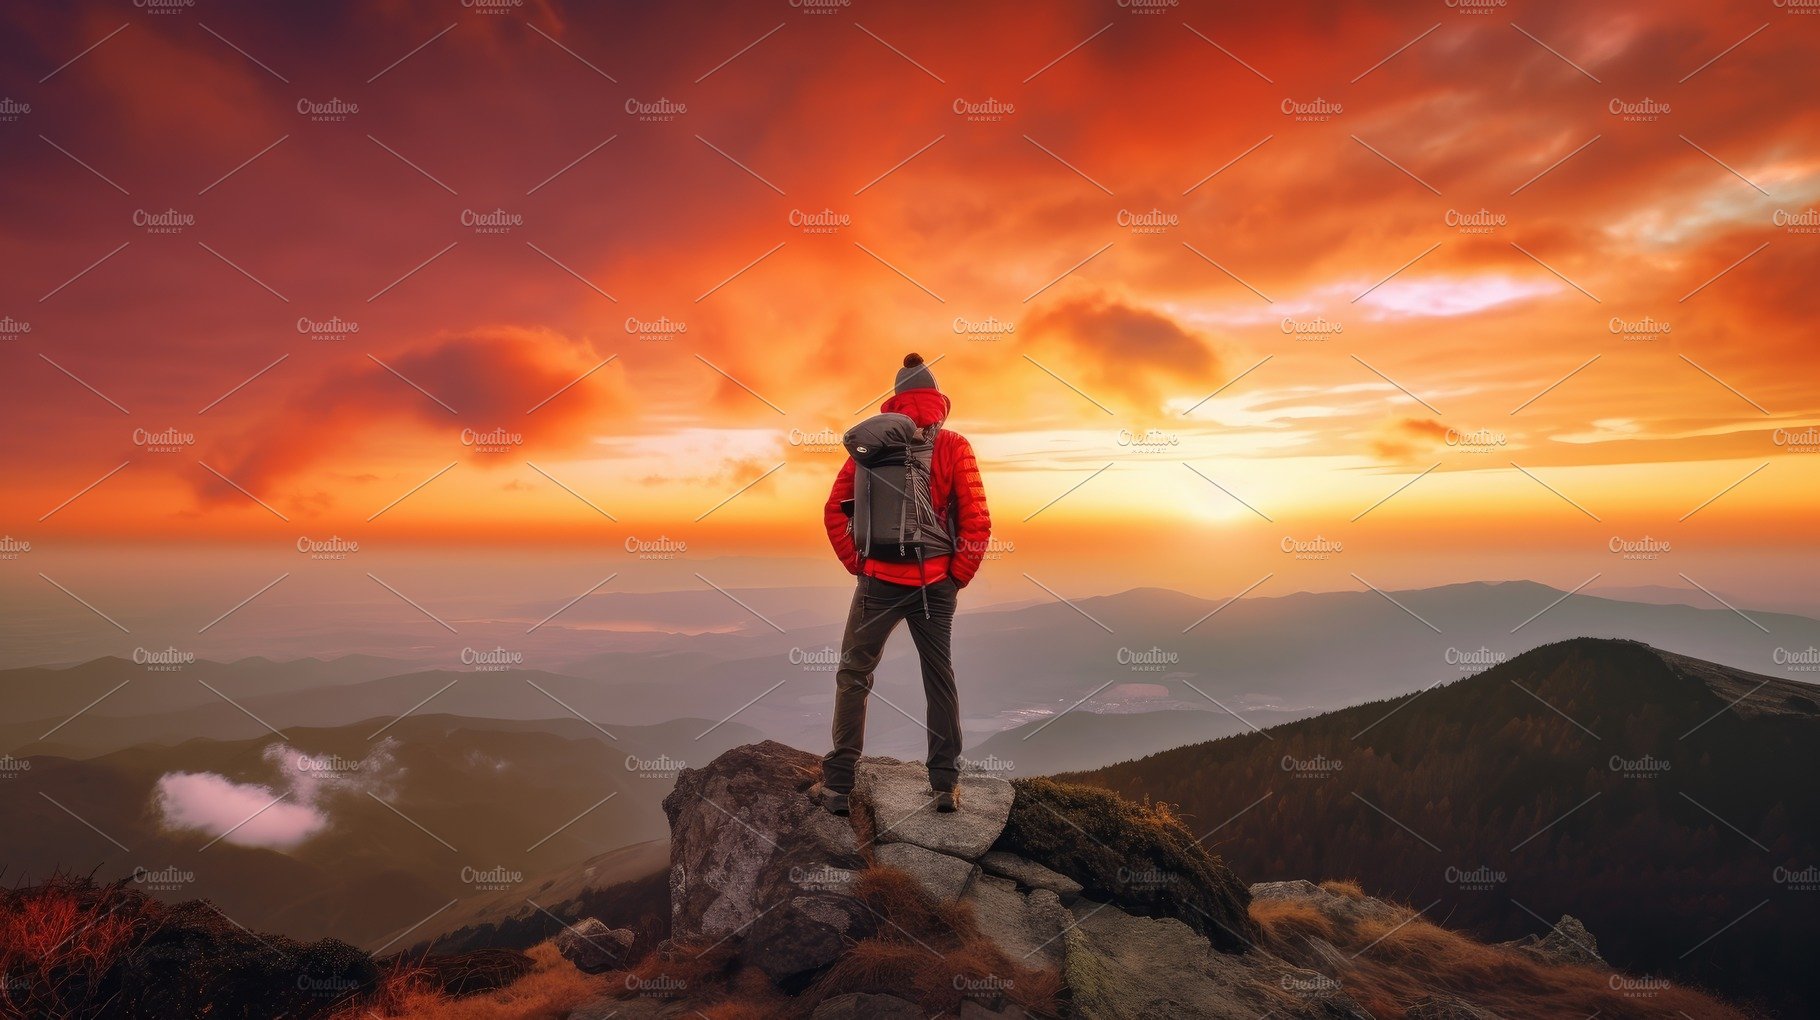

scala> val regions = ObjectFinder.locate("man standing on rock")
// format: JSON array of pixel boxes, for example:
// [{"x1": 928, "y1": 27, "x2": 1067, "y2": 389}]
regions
[{"x1": 813, "y1": 354, "x2": 991, "y2": 817}]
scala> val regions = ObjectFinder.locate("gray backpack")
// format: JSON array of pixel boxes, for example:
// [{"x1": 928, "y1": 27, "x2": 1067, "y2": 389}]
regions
[{"x1": 842, "y1": 412, "x2": 956, "y2": 569}]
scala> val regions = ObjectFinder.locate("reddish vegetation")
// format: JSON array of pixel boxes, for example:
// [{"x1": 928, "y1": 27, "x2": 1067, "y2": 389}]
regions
[
  {"x1": 0, "y1": 874, "x2": 153, "y2": 1017},
  {"x1": 335, "y1": 943, "x2": 605, "y2": 1020},
  {"x1": 1251, "y1": 894, "x2": 1748, "y2": 1020}
]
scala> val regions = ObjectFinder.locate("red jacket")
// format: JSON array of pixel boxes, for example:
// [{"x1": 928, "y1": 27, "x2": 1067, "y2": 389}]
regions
[{"x1": 824, "y1": 388, "x2": 991, "y2": 587}]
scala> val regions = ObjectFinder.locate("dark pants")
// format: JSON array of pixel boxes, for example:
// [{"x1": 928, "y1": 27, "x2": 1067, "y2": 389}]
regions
[{"x1": 822, "y1": 574, "x2": 961, "y2": 795}]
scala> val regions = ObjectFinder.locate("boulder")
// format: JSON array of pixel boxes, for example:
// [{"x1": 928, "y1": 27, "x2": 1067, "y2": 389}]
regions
[
  {"x1": 1502, "y1": 914, "x2": 1603, "y2": 966},
  {"x1": 875, "y1": 841, "x2": 979, "y2": 903},
  {"x1": 810, "y1": 991, "x2": 926, "y2": 1018},
  {"x1": 979, "y1": 850, "x2": 1083, "y2": 899},
  {"x1": 661, "y1": 741, "x2": 870, "y2": 983},
  {"x1": 1061, "y1": 901, "x2": 1371, "y2": 1020},
  {"x1": 552, "y1": 918, "x2": 635, "y2": 974},
  {"x1": 961, "y1": 875, "x2": 1072, "y2": 970},
  {"x1": 856, "y1": 759, "x2": 1013, "y2": 858}
]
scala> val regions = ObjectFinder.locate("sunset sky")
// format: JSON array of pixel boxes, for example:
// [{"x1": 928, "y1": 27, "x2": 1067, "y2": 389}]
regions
[{"x1": 1, "y1": 0, "x2": 1817, "y2": 617}]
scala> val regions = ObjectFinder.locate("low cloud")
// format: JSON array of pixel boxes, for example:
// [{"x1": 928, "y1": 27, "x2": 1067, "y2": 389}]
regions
[{"x1": 152, "y1": 740, "x2": 399, "y2": 852}]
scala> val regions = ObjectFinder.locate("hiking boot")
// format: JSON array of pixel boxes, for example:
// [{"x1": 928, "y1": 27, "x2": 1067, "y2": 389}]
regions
[
  {"x1": 809, "y1": 782, "x2": 849, "y2": 817},
  {"x1": 934, "y1": 788, "x2": 959, "y2": 813}
]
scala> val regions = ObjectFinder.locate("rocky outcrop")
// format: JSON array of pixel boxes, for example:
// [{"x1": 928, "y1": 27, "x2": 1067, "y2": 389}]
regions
[
  {"x1": 660, "y1": 740, "x2": 870, "y2": 983},
  {"x1": 552, "y1": 917, "x2": 635, "y2": 974},
  {"x1": 875, "y1": 841, "x2": 979, "y2": 903},
  {"x1": 809, "y1": 991, "x2": 926, "y2": 1018},
  {"x1": 856, "y1": 758, "x2": 1014, "y2": 857},
  {"x1": 1501, "y1": 913, "x2": 1604, "y2": 966},
  {"x1": 979, "y1": 850, "x2": 1082, "y2": 899}
]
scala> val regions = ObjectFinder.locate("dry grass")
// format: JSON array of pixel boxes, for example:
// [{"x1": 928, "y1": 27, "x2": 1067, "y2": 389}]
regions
[
  {"x1": 336, "y1": 943, "x2": 606, "y2": 1020},
  {"x1": 0, "y1": 874, "x2": 157, "y2": 1017},
  {"x1": 1317, "y1": 878, "x2": 1365, "y2": 899},
  {"x1": 1253, "y1": 895, "x2": 1750, "y2": 1020}
]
